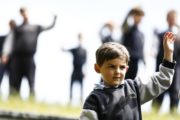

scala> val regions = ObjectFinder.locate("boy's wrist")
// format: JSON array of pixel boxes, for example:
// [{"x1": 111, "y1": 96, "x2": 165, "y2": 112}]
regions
[
  {"x1": 163, "y1": 52, "x2": 173, "y2": 62},
  {"x1": 162, "y1": 59, "x2": 176, "y2": 69}
]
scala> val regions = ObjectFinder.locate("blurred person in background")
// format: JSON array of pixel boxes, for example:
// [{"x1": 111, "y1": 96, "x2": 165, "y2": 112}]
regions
[
  {"x1": 0, "y1": 19, "x2": 16, "y2": 90},
  {"x1": 152, "y1": 9, "x2": 180, "y2": 113},
  {"x1": 99, "y1": 21, "x2": 115, "y2": 44},
  {"x1": 120, "y1": 7, "x2": 145, "y2": 79},
  {"x1": 2, "y1": 7, "x2": 57, "y2": 97},
  {"x1": 0, "y1": 34, "x2": 7, "y2": 89},
  {"x1": 62, "y1": 33, "x2": 87, "y2": 104}
]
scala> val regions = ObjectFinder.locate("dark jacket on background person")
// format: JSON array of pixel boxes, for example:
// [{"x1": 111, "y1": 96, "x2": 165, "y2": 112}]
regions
[
  {"x1": 0, "y1": 36, "x2": 6, "y2": 56},
  {"x1": 121, "y1": 25, "x2": 144, "y2": 79},
  {"x1": 122, "y1": 25, "x2": 144, "y2": 60},
  {"x1": 0, "y1": 35, "x2": 7, "y2": 84},
  {"x1": 70, "y1": 45, "x2": 87, "y2": 80}
]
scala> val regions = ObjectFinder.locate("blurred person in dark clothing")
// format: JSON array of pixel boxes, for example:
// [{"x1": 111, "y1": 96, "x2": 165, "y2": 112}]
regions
[
  {"x1": 0, "y1": 35, "x2": 6, "y2": 85},
  {"x1": 152, "y1": 10, "x2": 180, "y2": 113},
  {"x1": 2, "y1": 7, "x2": 57, "y2": 96},
  {"x1": 62, "y1": 33, "x2": 87, "y2": 104},
  {"x1": 121, "y1": 7, "x2": 145, "y2": 79},
  {"x1": 0, "y1": 19, "x2": 16, "y2": 87}
]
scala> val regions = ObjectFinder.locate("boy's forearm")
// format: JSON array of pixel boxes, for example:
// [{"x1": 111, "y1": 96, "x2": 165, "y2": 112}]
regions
[
  {"x1": 163, "y1": 32, "x2": 176, "y2": 62},
  {"x1": 163, "y1": 51, "x2": 173, "y2": 62}
]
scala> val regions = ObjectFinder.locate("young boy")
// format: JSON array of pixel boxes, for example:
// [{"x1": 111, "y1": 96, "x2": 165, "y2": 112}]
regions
[{"x1": 79, "y1": 32, "x2": 176, "y2": 120}]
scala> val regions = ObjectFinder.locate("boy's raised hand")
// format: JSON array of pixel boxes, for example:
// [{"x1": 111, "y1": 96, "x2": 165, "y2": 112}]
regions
[{"x1": 163, "y1": 32, "x2": 176, "y2": 62}]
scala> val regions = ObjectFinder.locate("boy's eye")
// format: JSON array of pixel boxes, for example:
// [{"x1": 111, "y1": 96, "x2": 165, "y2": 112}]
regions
[
  {"x1": 108, "y1": 65, "x2": 115, "y2": 69},
  {"x1": 120, "y1": 65, "x2": 126, "y2": 70}
]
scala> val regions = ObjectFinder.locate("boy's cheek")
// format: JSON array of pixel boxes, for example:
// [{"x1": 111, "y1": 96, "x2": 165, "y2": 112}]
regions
[{"x1": 104, "y1": 71, "x2": 113, "y2": 77}]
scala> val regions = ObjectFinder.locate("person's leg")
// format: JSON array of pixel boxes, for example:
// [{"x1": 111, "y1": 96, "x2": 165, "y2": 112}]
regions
[
  {"x1": 169, "y1": 66, "x2": 180, "y2": 113},
  {"x1": 169, "y1": 90, "x2": 179, "y2": 112},
  {"x1": 25, "y1": 57, "x2": 35, "y2": 96},
  {"x1": 152, "y1": 56, "x2": 164, "y2": 111},
  {"x1": 9, "y1": 57, "x2": 22, "y2": 95},
  {"x1": 0, "y1": 64, "x2": 6, "y2": 85},
  {"x1": 79, "y1": 78, "x2": 83, "y2": 103},
  {"x1": 69, "y1": 78, "x2": 74, "y2": 103},
  {"x1": 152, "y1": 92, "x2": 165, "y2": 111}
]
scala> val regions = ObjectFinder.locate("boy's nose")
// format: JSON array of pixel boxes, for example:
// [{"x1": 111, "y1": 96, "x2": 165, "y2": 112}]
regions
[{"x1": 116, "y1": 68, "x2": 121, "y2": 73}]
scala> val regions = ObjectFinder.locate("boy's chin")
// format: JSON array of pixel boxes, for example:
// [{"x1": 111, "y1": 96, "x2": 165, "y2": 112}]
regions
[{"x1": 112, "y1": 81, "x2": 121, "y2": 87}]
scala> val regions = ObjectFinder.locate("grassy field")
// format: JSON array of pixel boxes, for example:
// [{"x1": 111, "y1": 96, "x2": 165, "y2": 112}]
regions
[
  {"x1": 0, "y1": 96, "x2": 180, "y2": 120},
  {"x1": 142, "y1": 111, "x2": 180, "y2": 120}
]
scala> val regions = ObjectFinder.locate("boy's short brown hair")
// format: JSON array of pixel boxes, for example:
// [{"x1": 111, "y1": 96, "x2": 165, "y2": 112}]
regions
[{"x1": 96, "y1": 42, "x2": 130, "y2": 66}]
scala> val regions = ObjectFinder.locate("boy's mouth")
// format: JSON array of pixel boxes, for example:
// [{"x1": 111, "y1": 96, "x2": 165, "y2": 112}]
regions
[{"x1": 113, "y1": 77, "x2": 121, "y2": 81}]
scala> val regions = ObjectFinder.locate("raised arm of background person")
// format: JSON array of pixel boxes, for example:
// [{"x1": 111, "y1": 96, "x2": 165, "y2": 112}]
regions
[{"x1": 41, "y1": 15, "x2": 57, "y2": 31}]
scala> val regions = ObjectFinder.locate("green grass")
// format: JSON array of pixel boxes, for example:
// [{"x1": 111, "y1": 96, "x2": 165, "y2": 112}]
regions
[
  {"x1": 0, "y1": 95, "x2": 81, "y2": 118},
  {"x1": 142, "y1": 111, "x2": 180, "y2": 120},
  {"x1": 0, "y1": 95, "x2": 180, "y2": 120}
]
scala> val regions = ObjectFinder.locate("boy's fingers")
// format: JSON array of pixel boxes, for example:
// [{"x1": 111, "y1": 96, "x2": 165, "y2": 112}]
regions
[
  {"x1": 164, "y1": 32, "x2": 176, "y2": 42},
  {"x1": 164, "y1": 32, "x2": 170, "y2": 39},
  {"x1": 166, "y1": 32, "x2": 173, "y2": 38},
  {"x1": 169, "y1": 35, "x2": 174, "y2": 41},
  {"x1": 170, "y1": 33, "x2": 176, "y2": 42}
]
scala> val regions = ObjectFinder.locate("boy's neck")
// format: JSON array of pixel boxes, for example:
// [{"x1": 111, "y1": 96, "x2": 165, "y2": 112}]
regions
[{"x1": 102, "y1": 80, "x2": 125, "y2": 88}]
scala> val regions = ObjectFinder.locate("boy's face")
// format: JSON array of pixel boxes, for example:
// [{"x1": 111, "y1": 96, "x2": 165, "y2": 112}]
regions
[{"x1": 95, "y1": 58, "x2": 128, "y2": 87}]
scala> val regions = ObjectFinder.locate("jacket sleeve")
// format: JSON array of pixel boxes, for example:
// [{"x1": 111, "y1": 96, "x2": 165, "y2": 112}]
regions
[
  {"x1": 79, "y1": 109, "x2": 98, "y2": 120},
  {"x1": 79, "y1": 91, "x2": 99, "y2": 120},
  {"x1": 136, "y1": 60, "x2": 176, "y2": 104}
]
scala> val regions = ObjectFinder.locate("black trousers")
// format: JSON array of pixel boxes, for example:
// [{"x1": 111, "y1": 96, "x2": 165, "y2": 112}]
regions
[
  {"x1": 70, "y1": 69, "x2": 83, "y2": 103},
  {"x1": 9, "y1": 55, "x2": 35, "y2": 95},
  {"x1": 0, "y1": 64, "x2": 6, "y2": 84},
  {"x1": 0, "y1": 61, "x2": 10, "y2": 85}
]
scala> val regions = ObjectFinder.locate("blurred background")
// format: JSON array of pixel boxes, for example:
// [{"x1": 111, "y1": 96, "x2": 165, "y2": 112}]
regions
[{"x1": 0, "y1": 0, "x2": 180, "y2": 119}]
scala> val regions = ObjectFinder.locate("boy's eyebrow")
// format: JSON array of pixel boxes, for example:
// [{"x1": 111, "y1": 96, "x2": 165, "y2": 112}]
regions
[
  {"x1": 107, "y1": 63, "x2": 126, "y2": 67},
  {"x1": 120, "y1": 65, "x2": 126, "y2": 67},
  {"x1": 107, "y1": 63, "x2": 114, "y2": 65}
]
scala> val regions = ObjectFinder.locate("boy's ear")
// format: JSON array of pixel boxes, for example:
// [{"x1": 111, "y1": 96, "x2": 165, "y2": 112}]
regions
[
  {"x1": 94, "y1": 64, "x2": 100, "y2": 73},
  {"x1": 125, "y1": 66, "x2": 129, "y2": 72}
]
